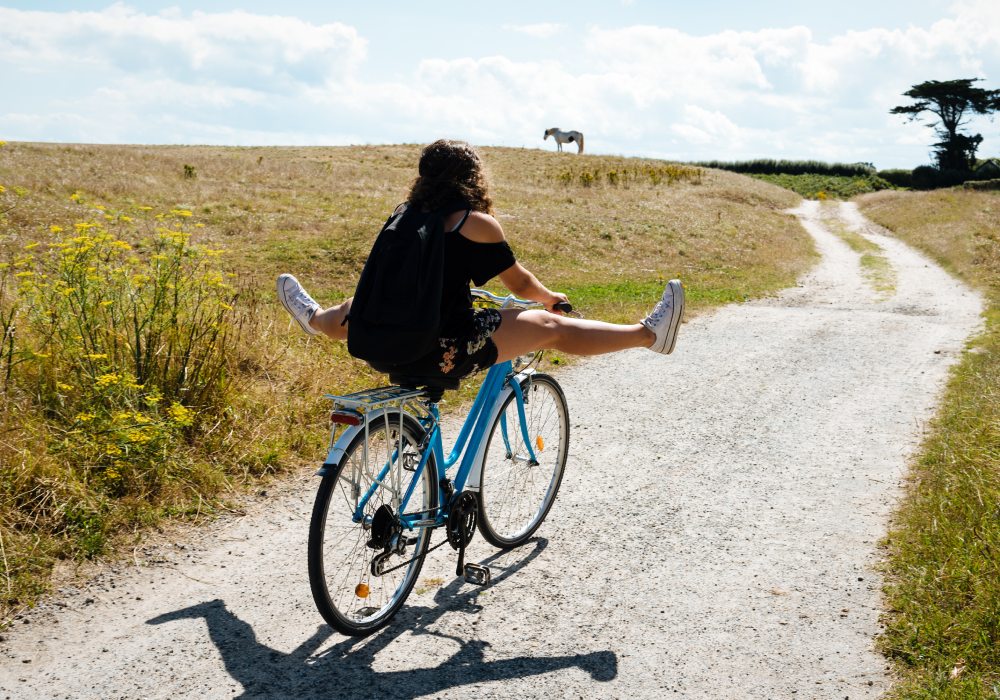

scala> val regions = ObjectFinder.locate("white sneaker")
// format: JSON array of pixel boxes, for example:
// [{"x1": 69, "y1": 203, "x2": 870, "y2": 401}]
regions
[
  {"x1": 277, "y1": 274, "x2": 320, "y2": 336},
  {"x1": 642, "y1": 280, "x2": 684, "y2": 354}
]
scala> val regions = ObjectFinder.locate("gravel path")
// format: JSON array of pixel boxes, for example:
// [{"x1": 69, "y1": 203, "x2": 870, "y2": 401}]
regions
[{"x1": 0, "y1": 201, "x2": 983, "y2": 699}]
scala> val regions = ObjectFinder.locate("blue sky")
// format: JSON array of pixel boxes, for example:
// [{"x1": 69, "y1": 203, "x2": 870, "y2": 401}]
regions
[{"x1": 1, "y1": 1, "x2": 998, "y2": 167}]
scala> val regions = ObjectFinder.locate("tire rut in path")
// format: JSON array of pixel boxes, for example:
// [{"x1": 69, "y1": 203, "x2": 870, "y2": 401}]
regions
[{"x1": 0, "y1": 201, "x2": 984, "y2": 699}]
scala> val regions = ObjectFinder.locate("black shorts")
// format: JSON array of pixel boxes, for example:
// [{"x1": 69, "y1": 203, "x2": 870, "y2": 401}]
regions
[{"x1": 397, "y1": 308, "x2": 502, "y2": 380}]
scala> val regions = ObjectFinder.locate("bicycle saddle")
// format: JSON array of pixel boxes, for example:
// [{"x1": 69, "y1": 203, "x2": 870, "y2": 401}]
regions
[{"x1": 388, "y1": 373, "x2": 459, "y2": 403}]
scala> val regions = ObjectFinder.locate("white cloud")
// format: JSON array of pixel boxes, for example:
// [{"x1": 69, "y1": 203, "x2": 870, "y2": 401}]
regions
[
  {"x1": 503, "y1": 23, "x2": 565, "y2": 39},
  {"x1": 671, "y1": 106, "x2": 742, "y2": 146},
  {"x1": 0, "y1": 2, "x2": 998, "y2": 167},
  {"x1": 0, "y1": 3, "x2": 366, "y2": 87}
]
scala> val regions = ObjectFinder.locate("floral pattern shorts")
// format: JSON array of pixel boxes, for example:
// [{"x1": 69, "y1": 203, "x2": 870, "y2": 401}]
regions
[
  {"x1": 394, "y1": 308, "x2": 502, "y2": 380},
  {"x1": 436, "y1": 308, "x2": 502, "y2": 378}
]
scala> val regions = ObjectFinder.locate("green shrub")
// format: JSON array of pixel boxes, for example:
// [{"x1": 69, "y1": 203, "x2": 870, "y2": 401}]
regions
[
  {"x1": 748, "y1": 173, "x2": 892, "y2": 199},
  {"x1": 697, "y1": 159, "x2": 876, "y2": 177},
  {"x1": 910, "y1": 166, "x2": 971, "y2": 190},
  {"x1": 878, "y1": 169, "x2": 913, "y2": 188}
]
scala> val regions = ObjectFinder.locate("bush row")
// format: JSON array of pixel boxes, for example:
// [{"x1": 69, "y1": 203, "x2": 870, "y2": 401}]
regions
[{"x1": 696, "y1": 159, "x2": 876, "y2": 177}]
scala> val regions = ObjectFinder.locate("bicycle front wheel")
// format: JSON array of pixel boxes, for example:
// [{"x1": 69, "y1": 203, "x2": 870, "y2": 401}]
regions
[
  {"x1": 477, "y1": 373, "x2": 569, "y2": 548},
  {"x1": 308, "y1": 410, "x2": 437, "y2": 636}
]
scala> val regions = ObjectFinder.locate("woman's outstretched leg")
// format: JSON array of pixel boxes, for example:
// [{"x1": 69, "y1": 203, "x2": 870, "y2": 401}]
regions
[
  {"x1": 277, "y1": 274, "x2": 350, "y2": 341},
  {"x1": 492, "y1": 280, "x2": 683, "y2": 362}
]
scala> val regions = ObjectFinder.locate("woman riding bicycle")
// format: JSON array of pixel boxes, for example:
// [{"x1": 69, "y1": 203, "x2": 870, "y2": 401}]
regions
[{"x1": 277, "y1": 139, "x2": 684, "y2": 378}]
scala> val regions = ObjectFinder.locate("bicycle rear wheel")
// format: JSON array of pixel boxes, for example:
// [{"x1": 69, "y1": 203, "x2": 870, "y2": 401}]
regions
[
  {"x1": 477, "y1": 373, "x2": 569, "y2": 548},
  {"x1": 308, "y1": 410, "x2": 437, "y2": 636}
]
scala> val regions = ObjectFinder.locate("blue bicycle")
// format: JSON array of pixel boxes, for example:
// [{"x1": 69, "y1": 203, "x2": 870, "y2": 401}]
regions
[{"x1": 307, "y1": 290, "x2": 571, "y2": 636}]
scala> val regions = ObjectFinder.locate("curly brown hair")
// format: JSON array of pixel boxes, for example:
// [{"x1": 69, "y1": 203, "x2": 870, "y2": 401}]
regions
[{"x1": 407, "y1": 139, "x2": 494, "y2": 214}]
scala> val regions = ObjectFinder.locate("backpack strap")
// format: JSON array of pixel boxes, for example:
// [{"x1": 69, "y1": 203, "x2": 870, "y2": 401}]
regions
[{"x1": 449, "y1": 209, "x2": 472, "y2": 233}]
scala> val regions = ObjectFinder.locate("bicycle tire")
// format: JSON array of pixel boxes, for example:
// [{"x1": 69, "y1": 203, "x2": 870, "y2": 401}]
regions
[
  {"x1": 477, "y1": 373, "x2": 569, "y2": 548},
  {"x1": 308, "y1": 410, "x2": 437, "y2": 636}
]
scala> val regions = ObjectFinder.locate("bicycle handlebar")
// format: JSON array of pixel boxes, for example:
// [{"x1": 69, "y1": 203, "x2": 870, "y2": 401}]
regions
[{"x1": 470, "y1": 289, "x2": 573, "y2": 314}]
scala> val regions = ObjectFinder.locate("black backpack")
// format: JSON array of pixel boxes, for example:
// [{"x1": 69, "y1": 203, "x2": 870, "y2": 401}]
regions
[{"x1": 346, "y1": 203, "x2": 453, "y2": 371}]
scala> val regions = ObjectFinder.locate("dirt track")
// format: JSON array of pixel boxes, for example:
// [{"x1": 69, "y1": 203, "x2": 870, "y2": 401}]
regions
[{"x1": 0, "y1": 201, "x2": 983, "y2": 699}]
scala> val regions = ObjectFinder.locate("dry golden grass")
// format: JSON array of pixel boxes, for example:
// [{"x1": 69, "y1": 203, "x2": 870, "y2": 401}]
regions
[
  {"x1": 0, "y1": 142, "x2": 813, "y2": 617},
  {"x1": 857, "y1": 189, "x2": 1000, "y2": 697}
]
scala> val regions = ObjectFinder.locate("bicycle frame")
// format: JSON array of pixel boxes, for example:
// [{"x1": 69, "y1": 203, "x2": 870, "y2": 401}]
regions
[{"x1": 320, "y1": 360, "x2": 539, "y2": 534}]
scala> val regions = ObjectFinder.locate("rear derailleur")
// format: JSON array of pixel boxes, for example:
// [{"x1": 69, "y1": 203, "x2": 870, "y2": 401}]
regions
[{"x1": 367, "y1": 504, "x2": 409, "y2": 576}]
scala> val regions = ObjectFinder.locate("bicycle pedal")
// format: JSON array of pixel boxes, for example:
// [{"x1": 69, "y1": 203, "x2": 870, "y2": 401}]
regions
[{"x1": 463, "y1": 563, "x2": 491, "y2": 586}]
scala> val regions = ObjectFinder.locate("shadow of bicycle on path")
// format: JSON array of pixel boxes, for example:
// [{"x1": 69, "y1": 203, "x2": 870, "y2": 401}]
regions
[{"x1": 148, "y1": 538, "x2": 617, "y2": 699}]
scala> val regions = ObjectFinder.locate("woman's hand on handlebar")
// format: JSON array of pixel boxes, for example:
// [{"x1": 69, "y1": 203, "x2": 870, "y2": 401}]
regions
[{"x1": 547, "y1": 292, "x2": 571, "y2": 314}]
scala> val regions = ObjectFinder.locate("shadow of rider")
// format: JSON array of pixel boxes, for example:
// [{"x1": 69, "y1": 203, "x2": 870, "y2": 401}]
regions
[{"x1": 148, "y1": 539, "x2": 617, "y2": 699}]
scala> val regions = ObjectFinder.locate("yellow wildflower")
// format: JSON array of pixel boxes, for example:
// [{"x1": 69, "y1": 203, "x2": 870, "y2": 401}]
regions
[
  {"x1": 85, "y1": 353, "x2": 108, "y2": 360},
  {"x1": 69, "y1": 193, "x2": 81, "y2": 202},
  {"x1": 94, "y1": 204, "x2": 106, "y2": 211},
  {"x1": 14, "y1": 271, "x2": 33, "y2": 278},
  {"x1": 100, "y1": 300, "x2": 113, "y2": 307},
  {"x1": 96, "y1": 373, "x2": 120, "y2": 388},
  {"x1": 0, "y1": 185, "x2": 6, "y2": 194},
  {"x1": 120, "y1": 215, "x2": 133, "y2": 223},
  {"x1": 167, "y1": 401, "x2": 194, "y2": 427},
  {"x1": 0, "y1": 141, "x2": 6, "y2": 147},
  {"x1": 194, "y1": 223, "x2": 205, "y2": 228},
  {"x1": 75, "y1": 412, "x2": 96, "y2": 423},
  {"x1": 170, "y1": 209, "x2": 193, "y2": 218},
  {"x1": 74, "y1": 222, "x2": 94, "y2": 231},
  {"x1": 57, "y1": 382, "x2": 74, "y2": 391},
  {"x1": 104, "y1": 445, "x2": 122, "y2": 457},
  {"x1": 137, "y1": 205, "x2": 153, "y2": 211},
  {"x1": 126, "y1": 429, "x2": 151, "y2": 444},
  {"x1": 23, "y1": 242, "x2": 40, "y2": 250},
  {"x1": 50, "y1": 225, "x2": 64, "y2": 233}
]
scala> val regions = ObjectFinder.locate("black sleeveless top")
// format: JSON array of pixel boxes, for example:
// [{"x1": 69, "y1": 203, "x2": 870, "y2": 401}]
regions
[{"x1": 439, "y1": 208, "x2": 516, "y2": 337}]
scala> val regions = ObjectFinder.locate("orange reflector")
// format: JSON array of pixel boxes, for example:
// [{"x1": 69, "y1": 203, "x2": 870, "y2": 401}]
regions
[
  {"x1": 536, "y1": 435, "x2": 545, "y2": 452},
  {"x1": 355, "y1": 583, "x2": 370, "y2": 598}
]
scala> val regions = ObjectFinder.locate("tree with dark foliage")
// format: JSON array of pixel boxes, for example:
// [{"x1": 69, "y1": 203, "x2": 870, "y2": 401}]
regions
[{"x1": 891, "y1": 78, "x2": 1000, "y2": 171}]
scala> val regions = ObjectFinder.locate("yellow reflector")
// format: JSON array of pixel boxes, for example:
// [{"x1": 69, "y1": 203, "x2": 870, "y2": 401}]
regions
[
  {"x1": 355, "y1": 583, "x2": 370, "y2": 598},
  {"x1": 536, "y1": 435, "x2": 545, "y2": 452}
]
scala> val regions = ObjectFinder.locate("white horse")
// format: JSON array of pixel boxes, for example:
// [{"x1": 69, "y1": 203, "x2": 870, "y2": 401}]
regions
[{"x1": 544, "y1": 127, "x2": 584, "y2": 154}]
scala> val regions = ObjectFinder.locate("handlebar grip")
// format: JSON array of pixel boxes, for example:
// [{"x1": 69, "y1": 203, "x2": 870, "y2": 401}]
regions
[{"x1": 553, "y1": 301, "x2": 573, "y2": 314}]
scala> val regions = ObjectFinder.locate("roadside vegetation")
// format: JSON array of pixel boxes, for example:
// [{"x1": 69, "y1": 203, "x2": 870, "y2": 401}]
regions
[
  {"x1": 0, "y1": 143, "x2": 814, "y2": 618},
  {"x1": 699, "y1": 159, "x2": 894, "y2": 199},
  {"x1": 857, "y1": 188, "x2": 1000, "y2": 697}
]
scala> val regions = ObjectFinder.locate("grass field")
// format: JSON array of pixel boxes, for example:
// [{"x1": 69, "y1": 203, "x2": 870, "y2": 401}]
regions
[
  {"x1": 0, "y1": 142, "x2": 814, "y2": 618},
  {"x1": 857, "y1": 189, "x2": 1000, "y2": 697}
]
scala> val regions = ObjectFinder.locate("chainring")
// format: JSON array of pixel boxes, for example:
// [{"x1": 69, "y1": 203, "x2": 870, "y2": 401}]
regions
[{"x1": 446, "y1": 491, "x2": 478, "y2": 550}]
